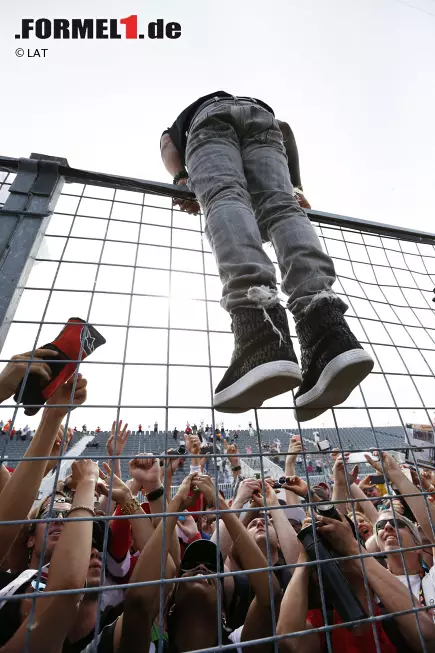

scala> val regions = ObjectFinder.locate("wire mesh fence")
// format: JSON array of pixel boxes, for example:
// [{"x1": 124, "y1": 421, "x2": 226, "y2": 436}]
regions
[{"x1": 0, "y1": 156, "x2": 435, "y2": 652}]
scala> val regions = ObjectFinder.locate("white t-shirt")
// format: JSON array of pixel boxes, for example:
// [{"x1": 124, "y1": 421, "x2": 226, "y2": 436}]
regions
[
  {"x1": 229, "y1": 625, "x2": 244, "y2": 653},
  {"x1": 395, "y1": 573, "x2": 421, "y2": 600},
  {"x1": 396, "y1": 566, "x2": 435, "y2": 616}
]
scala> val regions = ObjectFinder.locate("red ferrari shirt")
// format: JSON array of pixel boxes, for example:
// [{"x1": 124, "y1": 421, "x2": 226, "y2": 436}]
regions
[{"x1": 306, "y1": 607, "x2": 397, "y2": 653}]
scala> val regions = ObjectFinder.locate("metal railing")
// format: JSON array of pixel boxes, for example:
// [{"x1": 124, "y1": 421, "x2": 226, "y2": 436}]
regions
[{"x1": 1, "y1": 153, "x2": 435, "y2": 653}]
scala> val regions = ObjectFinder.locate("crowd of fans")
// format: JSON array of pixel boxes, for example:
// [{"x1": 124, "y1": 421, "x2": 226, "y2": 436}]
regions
[
  {"x1": 0, "y1": 350, "x2": 435, "y2": 651},
  {"x1": 0, "y1": 421, "x2": 34, "y2": 441}
]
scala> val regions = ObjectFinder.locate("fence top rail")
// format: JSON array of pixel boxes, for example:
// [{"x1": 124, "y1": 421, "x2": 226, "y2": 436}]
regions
[{"x1": 1, "y1": 154, "x2": 435, "y2": 245}]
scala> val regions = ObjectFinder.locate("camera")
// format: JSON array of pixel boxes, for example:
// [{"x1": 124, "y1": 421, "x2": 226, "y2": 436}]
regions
[
  {"x1": 298, "y1": 524, "x2": 366, "y2": 628},
  {"x1": 314, "y1": 503, "x2": 341, "y2": 521},
  {"x1": 160, "y1": 445, "x2": 186, "y2": 467},
  {"x1": 272, "y1": 476, "x2": 288, "y2": 489},
  {"x1": 314, "y1": 504, "x2": 359, "y2": 542}
]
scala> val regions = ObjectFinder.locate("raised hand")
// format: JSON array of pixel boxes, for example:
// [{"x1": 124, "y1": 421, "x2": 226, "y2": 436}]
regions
[
  {"x1": 226, "y1": 443, "x2": 239, "y2": 468},
  {"x1": 251, "y1": 480, "x2": 279, "y2": 508},
  {"x1": 193, "y1": 474, "x2": 221, "y2": 507},
  {"x1": 97, "y1": 462, "x2": 133, "y2": 508},
  {"x1": 281, "y1": 475, "x2": 309, "y2": 498},
  {"x1": 364, "y1": 451, "x2": 400, "y2": 479},
  {"x1": 185, "y1": 434, "x2": 201, "y2": 456},
  {"x1": 165, "y1": 448, "x2": 184, "y2": 472},
  {"x1": 107, "y1": 420, "x2": 130, "y2": 457},
  {"x1": 0, "y1": 348, "x2": 58, "y2": 402},
  {"x1": 235, "y1": 478, "x2": 262, "y2": 505},
  {"x1": 415, "y1": 468, "x2": 435, "y2": 491},
  {"x1": 46, "y1": 374, "x2": 87, "y2": 417},
  {"x1": 294, "y1": 190, "x2": 311, "y2": 210},
  {"x1": 52, "y1": 424, "x2": 72, "y2": 456},
  {"x1": 349, "y1": 464, "x2": 359, "y2": 485},
  {"x1": 332, "y1": 452, "x2": 350, "y2": 485},
  {"x1": 129, "y1": 454, "x2": 161, "y2": 493},
  {"x1": 359, "y1": 474, "x2": 376, "y2": 492},
  {"x1": 316, "y1": 512, "x2": 359, "y2": 556},
  {"x1": 286, "y1": 436, "x2": 303, "y2": 464},
  {"x1": 172, "y1": 178, "x2": 200, "y2": 215},
  {"x1": 177, "y1": 512, "x2": 200, "y2": 540},
  {"x1": 175, "y1": 472, "x2": 200, "y2": 509},
  {"x1": 70, "y1": 459, "x2": 99, "y2": 487}
]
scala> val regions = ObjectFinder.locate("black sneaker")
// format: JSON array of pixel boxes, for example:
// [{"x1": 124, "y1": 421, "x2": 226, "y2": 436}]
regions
[
  {"x1": 213, "y1": 304, "x2": 302, "y2": 413},
  {"x1": 294, "y1": 297, "x2": 374, "y2": 422}
]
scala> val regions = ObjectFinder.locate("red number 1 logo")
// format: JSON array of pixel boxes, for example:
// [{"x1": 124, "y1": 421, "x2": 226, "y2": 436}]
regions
[{"x1": 120, "y1": 15, "x2": 138, "y2": 39}]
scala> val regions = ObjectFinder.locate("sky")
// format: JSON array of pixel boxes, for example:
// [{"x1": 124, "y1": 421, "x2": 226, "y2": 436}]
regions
[{"x1": 0, "y1": 0, "x2": 435, "y2": 438}]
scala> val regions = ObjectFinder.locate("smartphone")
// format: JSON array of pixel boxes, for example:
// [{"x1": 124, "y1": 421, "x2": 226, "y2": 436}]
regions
[
  {"x1": 178, "y1": 515, "x2": 186, "y2": 521},
  {"x1": 293, "y1": 435, "x2": 301, "y2": 441},
  {"x1": 371, "y1": 474, "x2": 385, "y2": 484},
  {"x1": 347, "y1": 452, "x2": 378, "y2": 464}
]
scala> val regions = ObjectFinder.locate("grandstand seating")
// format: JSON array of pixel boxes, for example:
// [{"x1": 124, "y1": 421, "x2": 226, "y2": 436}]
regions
[{"x1": 1, "y1": 425, "x2": 415, "y2": 486}]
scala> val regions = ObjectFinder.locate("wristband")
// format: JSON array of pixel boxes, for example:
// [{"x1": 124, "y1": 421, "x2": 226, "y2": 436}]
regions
[
  {"x1": 173, "y1": 170, "x2": 188, "y2": 185},
  {"x1": 190, "y1": 465, "x2": 201, "y2": 473},
  {"x1": 232, "y1": 465, "x2": 241, "y2": 472},
  {"x1": 146, "y1": 486, "x2": 164, "y2": 502},
  {"x1": 66, "y1": 506, "x2": 95, "y2": 518},
  {"x1": 120, "y1": 497, "x2": 141, "y2": 515}
]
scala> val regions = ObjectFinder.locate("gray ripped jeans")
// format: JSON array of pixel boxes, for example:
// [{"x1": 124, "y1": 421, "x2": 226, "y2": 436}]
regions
[{"x1": 185, "y1": 98, "x2": 347, "y2": 319}]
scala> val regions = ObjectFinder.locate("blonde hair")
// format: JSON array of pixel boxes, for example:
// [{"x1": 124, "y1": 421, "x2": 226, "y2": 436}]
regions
[{"x1": 347, "y1": 510, "x2": 370, "y2": 524}]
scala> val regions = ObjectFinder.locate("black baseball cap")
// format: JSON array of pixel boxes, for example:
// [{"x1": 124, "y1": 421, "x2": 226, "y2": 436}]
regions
[{"x1": 180, "y1": 539, "x2": 224, "y2": 574}]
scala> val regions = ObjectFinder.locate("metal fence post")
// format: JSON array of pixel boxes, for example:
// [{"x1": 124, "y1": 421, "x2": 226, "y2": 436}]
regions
[{"x1": 0, "y1": 153, "x2": 68, "y2": 351}]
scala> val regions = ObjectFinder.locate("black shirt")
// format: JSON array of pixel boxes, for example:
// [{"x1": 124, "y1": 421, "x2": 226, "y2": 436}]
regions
[
  {"x1": 161, "y1": 90, "x2": 274, "y2": 166},
  {"x1": 162, "y1": 91, "x2": 303, "y2": 189},
  {"x1": 0, "y1": 571, "x2": 24, "y2": 647},
  {"x1": 227, "y1": 564, "x2": 291, "y2": 630},
  {"x1": 63, "y1": 603, "x2": 123, "y2": 653}
]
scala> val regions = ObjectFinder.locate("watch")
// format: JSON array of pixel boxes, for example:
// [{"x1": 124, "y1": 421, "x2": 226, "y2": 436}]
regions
[
  {"x1": 120, "y1": 497, "x2": 141, "y2": 515},
  {"x1": 173, "y1": 170, "x2": 188, "y2": 185},
  {"x1": 146, "y1": 486, "x2": 165, "y2": 502}
]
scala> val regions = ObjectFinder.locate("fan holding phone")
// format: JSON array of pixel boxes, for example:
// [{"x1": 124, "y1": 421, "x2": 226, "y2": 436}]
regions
[{"x1": 8, "y1": 318, "x2": 105, "y2": 415}]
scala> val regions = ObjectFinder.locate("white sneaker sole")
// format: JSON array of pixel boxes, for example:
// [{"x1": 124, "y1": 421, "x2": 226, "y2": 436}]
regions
[
  {"x1": 213, "y1": 360, "x2": 302, "y2": 414},
  {"x1": 295, "y1": 349, "x2": 374, "y2": 422}
]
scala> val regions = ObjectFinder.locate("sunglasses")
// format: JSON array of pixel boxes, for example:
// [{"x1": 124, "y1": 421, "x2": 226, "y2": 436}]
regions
[
  {"x1": 38, "y1": 508, "x2": 69, "y2": 521},
  {"x1": 376, "y1": 518, "x2": 408, "y2": 531},
  {"x1": 29, "y1": 506, "x2": 70, "y2": 534}
]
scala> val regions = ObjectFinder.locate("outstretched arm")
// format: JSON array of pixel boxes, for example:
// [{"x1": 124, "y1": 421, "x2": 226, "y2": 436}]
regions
[
  {"x1": 317, "y1": 512, "x2": 435, "y2": 653},
  {"x1": 366, "y1": 452, "x2": 435, "y2": 545},
  {"x1": 195, "y1": 475, "x2": 281, "y2": 653},
  {"x1": 349, "y1": 482, "x2": 379, "y2": 524},
  {"x1": 211, "y1": 478, "x2": 262, "y2": 561},
  {"x1": 0, "y1": 348, "x2": 57, "y2": 404},
  {"x1": 0, "y1": 465, "x2": 10, "y2": 495},
  {"x1": 284, "y1": 437, "x2": 303, "y2": 505},
  {"x1": 250, "y1": 482, "x2": 300, "y2": 566},
  {"x1": 331, "y1": 453, "x2": 351, "y2": 515},
  {"x1": 0, "y1": 375, "x2": 87, "y2": 566},
  {"x1": 119, "y1": 473, "x2": 197, "y2": 653},
  {"x1": 277, "y1": 551, "x2": 321, "y2": 653},
  {"x1": 2, "y1": 460, "x2": 99, "y2": 653}
]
